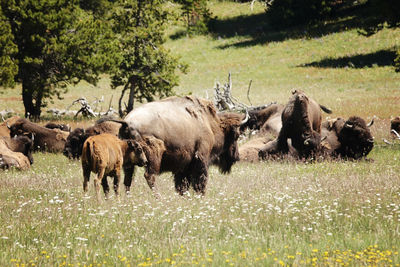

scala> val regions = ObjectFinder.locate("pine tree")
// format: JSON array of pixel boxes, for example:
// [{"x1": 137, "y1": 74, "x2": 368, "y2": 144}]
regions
[
  {"x1": 0, "y1": 0, "x2": 116, "y2": 119},
  {"x1": 110, "y1": 0, "x2": 186, "y2": 116}
]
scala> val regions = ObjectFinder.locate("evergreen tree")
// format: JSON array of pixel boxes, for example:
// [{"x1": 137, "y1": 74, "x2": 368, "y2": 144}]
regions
[
  {"x1": 110, "y1": 0, "x2": 186, "y2": 116},
  {"x1": 0, "y1": 0, "x2": 116, "y2": 118},
  {"x1": 176, "y1": 0, "x2": 211, "y2": 35}
]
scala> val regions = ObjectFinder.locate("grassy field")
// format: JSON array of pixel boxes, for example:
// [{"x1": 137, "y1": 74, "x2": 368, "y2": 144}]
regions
[{"x1": 1, "y1": 1, "x2": 400, "y2": 266}]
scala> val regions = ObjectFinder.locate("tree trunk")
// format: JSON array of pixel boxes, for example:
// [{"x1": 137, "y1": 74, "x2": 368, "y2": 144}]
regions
[
  {"x1": 22, "y1": 83, "x2": 34, "y2": 119},
  {"x1": 22, "y1": 80, "x2": 42, "y2": 120},
  {"x1": 126, "y1": 83, "x2": 135, "y2": 114}
]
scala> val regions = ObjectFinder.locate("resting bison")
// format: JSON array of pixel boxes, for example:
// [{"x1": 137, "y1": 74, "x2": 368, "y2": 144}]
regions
[
  {"x1": 1, "y1": 135, "x2": 34, "y2": 164},
  {"x1": 63, "y1": 119, "x2": 121, "y2": 159},
  {"x1": 390, "y1": 117, "x2": 400, "y2": 138},
  {"x1": 81, "y1": 133, "x2": 147, "y2": 200},
  {"x1": 9, "y1": 118, "x2": 69, "y2": 153},
  {"x1": 114, "y1": 96, "x2": 245, "y2": 196},
  {"x1": 262, "y1": 90, "x2": 331, "y2": 158},
  {"x1": 239, "y1": 136, "x2": 273, "y2": 162},
  {"x1": 0, "y1": 139, "x2": 31, "y2": 170},
  {"x1": 240, "y1": 103, "x2": 284, "y2": 136},
  {"x1": 321, "y1": 116, "x2": 374, "y2": 159},
  {"x1": 45, "y1": 122, "x2": 71, "y2": 132},
  {"x1": 0, "y1": 116, "x2": 21, "y2": 137}
]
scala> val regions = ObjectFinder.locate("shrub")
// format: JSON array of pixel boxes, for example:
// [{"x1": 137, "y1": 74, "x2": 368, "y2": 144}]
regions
[{"x1": 265, "y1": 0, "x2": 337, "y2": 28}]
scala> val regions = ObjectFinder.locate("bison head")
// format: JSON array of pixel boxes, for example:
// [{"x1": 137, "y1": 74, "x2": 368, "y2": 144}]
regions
[
  {"x1": 390, "y1": 117, "x2": 400, "y2": 139},
  {"x1": 337, "y1": 116, "x2": 374, "y2": 159},
  {"x1": 15, "y1": 135, "x2": 34, "y2": 165},
  {"x1": 8, "y1": 119, "x2": 26, "y2": 138},
  {"x1": 126, "y1": 140, "x2": 147, "y2": 167},
  {"x1": 216, "y1": 113, "x2": 245, "y2": 173},
  {"x1": 300, "y1": 131, "x2": 322, "y2": 157},
  {"x1": 63, "y1": 128, "x2": 86, "y2": 159}
]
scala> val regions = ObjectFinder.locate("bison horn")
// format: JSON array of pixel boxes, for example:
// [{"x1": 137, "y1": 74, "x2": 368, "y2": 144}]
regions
[
  {"x1": 321, "y1": 136, "x2": 327, "y2": 142},
  {"x1": 31, "y1": 133, "x2": 34, "y2": 142},
  {"x1": 304, "y1": 138, "x2": 310, "y2": 145},
  {"x1": 240, "y1": 110, "x2": 250, "y2": 126},
  {"x1": 367, "y1": 138, "x2": 374, "y2": 143},
  {"x1": 391, "y1": 129, "x2": 400, "y2": 139},
  {"x1": 367, "y1": 118, "x2": 374, "y2": 127},
  {"x1": 344, "y1": 122, "x2": 354, "y2": 129},
  {"x1": 6, "y1": 122, "x2": 11, "y2": 129}
]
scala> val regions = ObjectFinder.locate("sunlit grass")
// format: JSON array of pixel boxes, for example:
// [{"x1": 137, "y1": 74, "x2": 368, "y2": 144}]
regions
[
  {"x1": 1, "y1": 1, "x2": 400, "y2": 266},
  {"x1": 1, "y1": 146, "x2": 400, "y2": 266}
]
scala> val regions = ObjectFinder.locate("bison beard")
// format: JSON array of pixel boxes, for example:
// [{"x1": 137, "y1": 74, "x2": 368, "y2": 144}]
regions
[{"x1": 117, "y1": 96, "x2": 244, "y2": 196}]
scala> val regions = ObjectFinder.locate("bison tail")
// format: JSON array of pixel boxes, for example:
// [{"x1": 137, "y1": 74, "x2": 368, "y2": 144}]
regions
[{"x1": 319, "y1": 104, "x2": 332, "y2": 114}]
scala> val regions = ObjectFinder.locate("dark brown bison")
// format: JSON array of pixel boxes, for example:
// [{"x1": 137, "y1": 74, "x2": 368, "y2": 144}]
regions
[
  {"x1": 45, "y1": 122, "x2": 71, "y2": 132},
  {"x1": 114, "y1": 96, "x2": 246, "y2": 196},
  {"x1": 82, "y1": 133, "x2": 147, "y2": 200},
  {"x1": 259, "y1": 90, "x2": 331, "y2": 158},
  {"x1": 277, "y1": 90, "x2": 331, "y2": 157},
  {"x1": 321, "y1": 116, "x2": 374, "y2": 159},
  {"x1": 9, "y1": 118, "x2": 69, "y2": 153},
  {"x1": 63, "y1": 119, "x2": 121, "y2": 159},
  {"x1": 240, "y1": 103, "x2": 284, "y2": 136},
  {"x1": 390, "y1": 117, "x2": 400, "y2": 138},
  {"x1": 1, "y1": 135, "x2": 34, "y2": 164},
  {"x1": 0, "y1": 139, "x2": 31, "y2": 170}
]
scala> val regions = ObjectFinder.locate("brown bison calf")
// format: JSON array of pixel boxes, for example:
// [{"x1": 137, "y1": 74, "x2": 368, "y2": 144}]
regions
[{"x1": 81, "y1": 133, "x2": 147, "y2": 200}]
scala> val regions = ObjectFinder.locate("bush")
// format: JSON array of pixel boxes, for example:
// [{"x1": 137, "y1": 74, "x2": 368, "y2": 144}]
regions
[
  {"x1": 395, "y1": 49, "x2": 400, "y2": 72},
  {"x1": 175, "y1": 0, "x2": 212, "y2": 35},
  {"x1": 265, "y1": 0, "x2": 336, "y2": 28}
]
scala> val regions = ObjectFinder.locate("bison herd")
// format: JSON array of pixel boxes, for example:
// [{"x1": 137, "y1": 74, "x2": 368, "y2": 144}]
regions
[{"x1": 0, "y1": 92, "x2": 393, "y2": 199}]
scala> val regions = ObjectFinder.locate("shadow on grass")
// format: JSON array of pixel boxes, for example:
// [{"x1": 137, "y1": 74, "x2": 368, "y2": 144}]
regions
[
  {"x1": 205, "y1": 3, "x2": 385, "y2": 49},
  {"x1": 298, "y1": 49, "x2": 397, "y2": 69}
]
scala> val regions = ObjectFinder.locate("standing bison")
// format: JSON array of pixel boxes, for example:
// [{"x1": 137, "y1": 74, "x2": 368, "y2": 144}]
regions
[
  {"x1": 82, "y1": 133, "x2": 147, "y2": 200},
  {"x1": 115, "y1": 96, "x2": 245, "y2": 196},
  {"x1": 63, "y1": 119, "x2": 121, "y2": 159}
]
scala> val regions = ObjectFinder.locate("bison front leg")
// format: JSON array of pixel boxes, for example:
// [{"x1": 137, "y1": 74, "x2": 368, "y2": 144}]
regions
[
  {"x1": 277, "y1": 126, "x2": 289, "y2": 153},
  {"x1": 144, "y1": 171, "x2": 161, "y2": 198},
  {"x1": 174, "y1": 172, "x2": 190, "y2": 195},
  {"x1": 113, "y1": 169, "x2": 121, "y2": 199},
  {"x1": 123, "y1": 166, "x2": 135, "y2": 194},
  {"x1": 190, "y1": 153, "x2": 208, "y2": 195}
]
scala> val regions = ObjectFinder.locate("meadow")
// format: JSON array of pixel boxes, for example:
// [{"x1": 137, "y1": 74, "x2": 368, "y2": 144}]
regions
[{"x1": 1, "y1": 1, "x2": 400, "y2": 266}]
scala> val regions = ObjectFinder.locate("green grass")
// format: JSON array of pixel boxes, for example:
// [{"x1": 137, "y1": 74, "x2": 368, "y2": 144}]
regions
[{"x1": 1, "y1": 1, "x2": 400, "y2": 266}]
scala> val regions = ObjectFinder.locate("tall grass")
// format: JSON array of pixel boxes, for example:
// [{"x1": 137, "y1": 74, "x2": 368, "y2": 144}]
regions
[{"x1": 1, "y1": 1, "x2": 400, "y2": 266}]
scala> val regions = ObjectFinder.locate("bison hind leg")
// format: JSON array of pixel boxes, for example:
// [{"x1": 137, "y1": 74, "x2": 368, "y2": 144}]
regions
[
  {"x1": 82, "y1": 168, "x2": 91, "y2": 193},
  {"x1": 174, "y1": 172, "x2": 190, "y2": 195},
  {"x1": 101, "y1": 176, "x2": 110, "y2": 199}
]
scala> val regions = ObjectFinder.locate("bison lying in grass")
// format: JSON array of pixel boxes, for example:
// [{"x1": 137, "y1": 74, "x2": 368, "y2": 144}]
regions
[
  {"x1": 321, "y1": 116, "x2": 374, "y2": 159},
  {"x1": 8, "y1": 118, "x2": 69, "y2": 153},
  {"x1": 81, "y1": 133, "x2": 147, "y2": 200}
]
